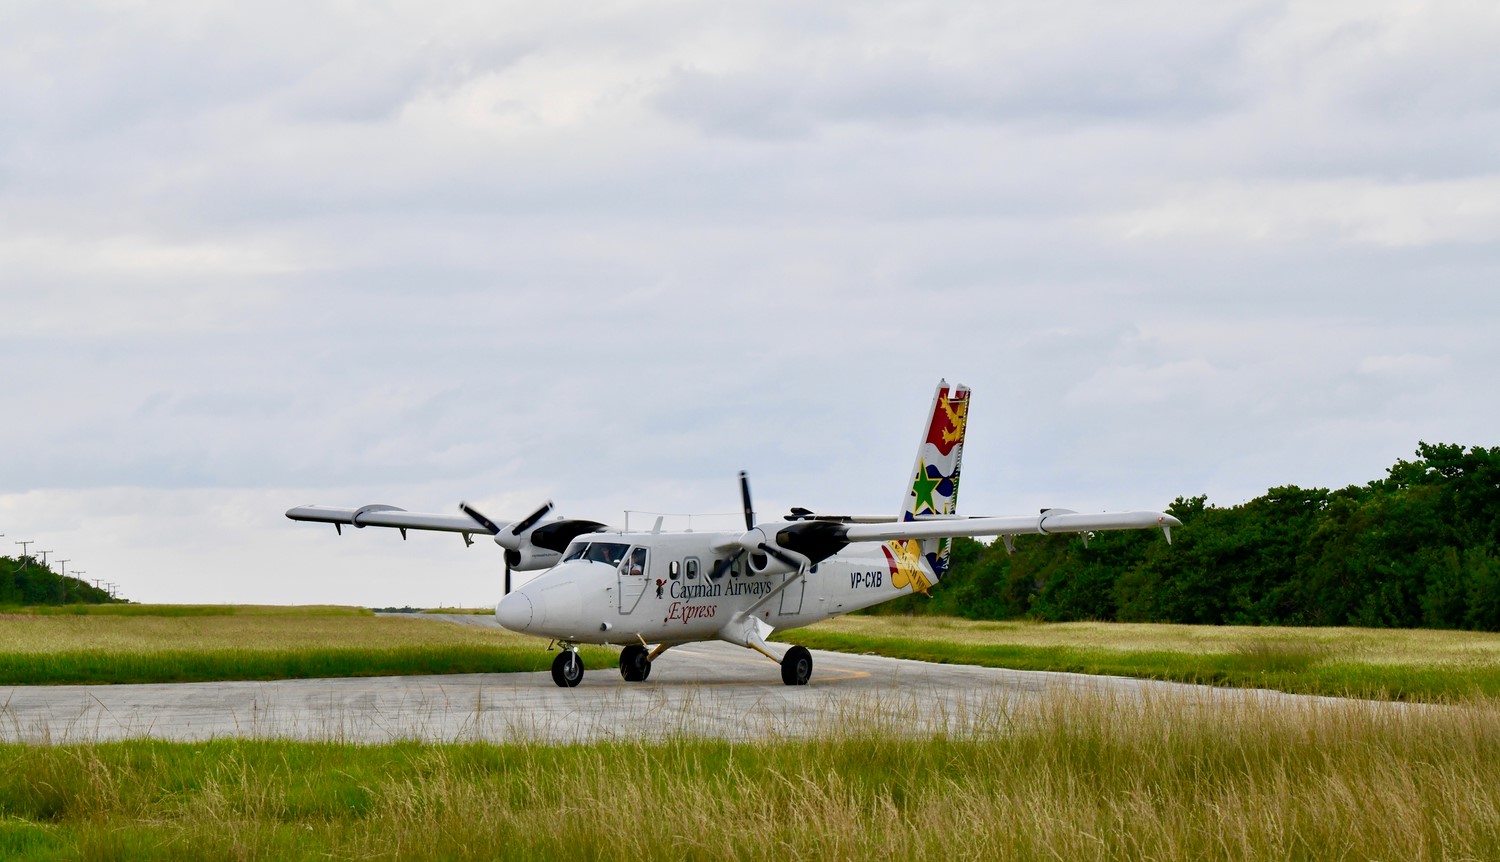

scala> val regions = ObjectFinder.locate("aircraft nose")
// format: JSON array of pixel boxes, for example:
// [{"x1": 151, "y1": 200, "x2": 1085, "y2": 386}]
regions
[{"x1": 495, "y1": 591, "x2": 534, "y2": 632}]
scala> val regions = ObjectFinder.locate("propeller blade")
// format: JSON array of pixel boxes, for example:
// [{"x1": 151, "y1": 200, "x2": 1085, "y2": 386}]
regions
[
  {"x1": 710, "y1": 549, "x2": 744, "y2": 580},
  {"x1": 459, "y1": 503, "x2": 503, "y2": 536},
  {"x1": 739, "y1": 471, "x2": 755, "y2": 530},
  {"x1": 758, "y1": 542, "x2": 800, "y2": 569},
  {"x1": 511, "y1": 501, "x2": 554, "y2": 536}
]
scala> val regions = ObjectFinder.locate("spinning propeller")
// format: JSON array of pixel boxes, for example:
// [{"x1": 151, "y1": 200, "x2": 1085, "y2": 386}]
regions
[
  {"x1": 460, "y1": 500, "x2": 555, "y2": 595},
  {"x1": 709, "y1": 472, "x2": 757, "y2": 579},
  {"x1": 710, "y1": 472, "x2": 841, "y2": 577}
]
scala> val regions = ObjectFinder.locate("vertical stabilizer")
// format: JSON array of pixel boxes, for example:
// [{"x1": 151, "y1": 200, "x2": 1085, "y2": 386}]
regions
[{"x1": 886, "y1": 380, "x2": 970, "y2": 593}]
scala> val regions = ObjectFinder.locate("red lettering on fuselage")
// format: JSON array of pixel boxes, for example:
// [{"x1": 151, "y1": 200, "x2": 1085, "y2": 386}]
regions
[{"x1": 664, "y1": 601, "x2": 718, "y2": 625}]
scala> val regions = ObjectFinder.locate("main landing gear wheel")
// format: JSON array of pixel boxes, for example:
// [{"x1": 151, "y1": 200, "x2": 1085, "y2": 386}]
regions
[
  {"x1": 780, "y1": 645, "x2": 813, "y2": 686},
  {"x1": 551, "y1": 650, "x2": 584, "y2": 687},
  {"x1": 619, "y1": 644, "x2": 652, "y2": 682}
]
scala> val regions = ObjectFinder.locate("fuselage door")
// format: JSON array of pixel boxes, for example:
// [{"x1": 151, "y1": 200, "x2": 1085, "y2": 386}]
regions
[
  {"x1": 618, "y1": 546, "x2": 649, "y2": 614},
  {"x1": 778, "y1": 569, "x2": 806, "y2": 616}
]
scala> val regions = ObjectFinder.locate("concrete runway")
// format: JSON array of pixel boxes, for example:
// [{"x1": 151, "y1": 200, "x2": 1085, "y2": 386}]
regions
[{"x1": 0, "y1": 615, "x2": 1351, "y2": 744}]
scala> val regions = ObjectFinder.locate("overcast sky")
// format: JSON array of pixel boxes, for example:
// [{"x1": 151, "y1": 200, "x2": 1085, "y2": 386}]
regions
[{"x1": 2, "y1": 1, "x2": 1497, "y2": 606}]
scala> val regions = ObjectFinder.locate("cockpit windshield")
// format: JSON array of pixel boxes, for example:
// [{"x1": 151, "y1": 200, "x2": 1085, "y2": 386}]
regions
[{"x1": 562, "y1": 541, "x2": 630, "y2": 566}]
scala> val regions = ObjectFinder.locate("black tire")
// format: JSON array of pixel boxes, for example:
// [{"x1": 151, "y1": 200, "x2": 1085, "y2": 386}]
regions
[
  {"x1": 780, "y1": 645, "x2": 813, "y2": 686},
  {"x1": 619, "y1": 644, "x2": 652, "y2": 682},
  {"x1": 551, "y1": 650, "x2": 584, "y2": 687}
]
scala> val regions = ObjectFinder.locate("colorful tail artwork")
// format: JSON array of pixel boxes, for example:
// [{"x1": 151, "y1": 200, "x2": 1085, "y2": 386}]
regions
[{"x1": 883, "y1": 380, "x2": 970, "y2": 595}]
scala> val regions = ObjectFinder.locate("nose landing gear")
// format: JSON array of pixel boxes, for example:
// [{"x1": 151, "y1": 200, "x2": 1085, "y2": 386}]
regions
[{"x1": 551, "y1": 647, "x2": 584, "y2": 687}]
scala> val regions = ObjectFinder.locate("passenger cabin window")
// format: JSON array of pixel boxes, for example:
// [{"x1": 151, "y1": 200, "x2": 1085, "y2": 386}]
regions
[
  {"x1": 669, "y1": 560, "x2": 680, "y2": 581},
  {"x1": 731, "y1": 555, "x2": 747, "y2": 578},
  {"x1": 685, "y1": 558, "x2": 700, "y2": 580}
]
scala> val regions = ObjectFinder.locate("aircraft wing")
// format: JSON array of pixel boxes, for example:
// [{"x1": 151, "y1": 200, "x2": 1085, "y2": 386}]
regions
[
  {"x1": 840, "y1": 509, "x2": 1180, "y2": 543},
  {"x1": 285, "y1": 504, "x2": 501, "y2": 537}
]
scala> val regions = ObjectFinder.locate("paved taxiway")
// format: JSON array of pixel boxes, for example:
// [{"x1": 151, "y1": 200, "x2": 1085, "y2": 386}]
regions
[{"x1": 0, "y1": 615, "x2": 1354, "y2": 744}]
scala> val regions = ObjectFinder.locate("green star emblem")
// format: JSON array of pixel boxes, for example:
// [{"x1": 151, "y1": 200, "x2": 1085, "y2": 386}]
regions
[{"x1": 910, "y1": 461, "x2": 941, "y2": 514}]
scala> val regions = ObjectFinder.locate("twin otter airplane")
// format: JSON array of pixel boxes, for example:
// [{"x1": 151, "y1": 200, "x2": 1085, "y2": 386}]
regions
[{"x1": 287, "y1": 381, "x2": 1179, "y2": 687}]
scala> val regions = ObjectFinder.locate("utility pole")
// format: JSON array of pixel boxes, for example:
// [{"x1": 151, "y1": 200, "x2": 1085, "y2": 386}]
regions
[
  {"x1": 39, "y1": 550, "x2": 52, "y2": 568},
  {"x1": 14, "y1": 541, "x2": 31, "y2": 568}
]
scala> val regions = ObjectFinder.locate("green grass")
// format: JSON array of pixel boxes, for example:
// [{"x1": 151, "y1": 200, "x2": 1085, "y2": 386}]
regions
[
  {"x1": 0, "y1": 692, "x2": 1496, "y2": 860},
  {"x1": 10, "y1": 606, "x2": 1500, "y2": 697},
  {"x1": 0, "y1": 608, "x2": 614, "y2": 685},
  {"x1": 418, "y1": 607, "x2": 495, "y2": 615},
  {"x1": 775, "y1": 616, "x2": 1500, "y2": 701},
  {"x1": 0, "y1": 646, "x2": 618, "y2": 685},
  {"x1": 4, "y1": 604, "x2": 372, "y2": 617}
]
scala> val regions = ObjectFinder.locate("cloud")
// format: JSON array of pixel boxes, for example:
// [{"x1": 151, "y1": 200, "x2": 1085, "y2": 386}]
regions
[
  {"x1": 652, "y1": 2, "x2": 1263, "y2": 139},
  {"x1": 0, "y1": 1, "x2": 1496, "y2": 604},
  {"x1": 1104, "y1": 177, "x2": 1500, "y2": 248},
  {"x1": 1357, "y1": 353, "x2": 1452, "y2": 376}
]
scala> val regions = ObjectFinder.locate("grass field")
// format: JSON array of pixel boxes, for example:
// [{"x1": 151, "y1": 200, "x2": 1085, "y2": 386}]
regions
[
  {"x1": 5, "y1": 608, "x2": 1498, "y2": 858},
  {"x1": 4, "y1": 604, "x2": 367, "y2": 617},
  {"x1": 8, "y1": 605, "x2": 1500, "y2": 700},
  {"x1": 776, "y1": 615, "x2": 1500, "y2": 701},
  {"x1": 0, "y1": 606, "x2": 615, "y2": 685},
  {"x1": 418, "y1": 608, "x2": 494, "y2": 615},
  {"x1": 0, "y1": 690, "x2": 1494, "y2": 861}
]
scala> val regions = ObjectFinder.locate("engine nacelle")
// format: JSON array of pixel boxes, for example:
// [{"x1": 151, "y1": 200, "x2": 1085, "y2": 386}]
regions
[
  {"x1": 495, "y1": 515, "x2": 606, "y2": 572},
  {"x1": 747, "y1": 546, "x2": 799, "y2": 577},
  {"x1": 503, "y1": 545, "x2": 562, "y2": 572},
  {"x1": 728, "y1": 521, "x2": 851, "y2": 577}
]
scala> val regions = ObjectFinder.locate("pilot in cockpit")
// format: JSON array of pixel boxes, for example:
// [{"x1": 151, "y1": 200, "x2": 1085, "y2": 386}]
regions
[{"x1": 623, "y1": 547, "x2": 646, "y2": 577}]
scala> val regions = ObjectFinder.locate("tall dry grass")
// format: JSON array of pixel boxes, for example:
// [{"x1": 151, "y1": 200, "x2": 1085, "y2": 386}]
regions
[{"x1": 1, "y1": 689, "x2": 1496, "y2": 860}]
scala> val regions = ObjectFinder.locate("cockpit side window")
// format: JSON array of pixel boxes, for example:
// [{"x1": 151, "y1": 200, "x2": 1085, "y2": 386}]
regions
[
  {"x1": 584, "y1": 542, "x2": 629, "y2": 566},
  {"x1": 623, "y1": 547, "x2": 647, "y2": 576}
]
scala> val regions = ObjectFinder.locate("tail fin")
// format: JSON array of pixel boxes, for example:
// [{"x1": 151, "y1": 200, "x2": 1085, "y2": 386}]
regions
[{"x1": 894, "y1": 380, "x2": 970, "y2": 586}]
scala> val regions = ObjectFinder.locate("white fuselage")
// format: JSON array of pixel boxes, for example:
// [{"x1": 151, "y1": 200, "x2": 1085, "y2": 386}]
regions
[{"x1": 494, "y1": 528, "x2": 906, "y2": 646}]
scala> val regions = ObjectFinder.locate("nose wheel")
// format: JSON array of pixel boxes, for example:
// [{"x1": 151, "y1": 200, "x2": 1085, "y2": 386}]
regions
[
  {"x1": 551, "y1": 649, "x2": 584, "y2": 687},
  {"x1": 619, "y1": 643, "x2": 652, "y2": 682}
]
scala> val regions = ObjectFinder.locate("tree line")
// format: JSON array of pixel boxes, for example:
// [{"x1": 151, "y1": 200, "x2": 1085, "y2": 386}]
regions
[
  {"x1": 0, "y1": 556, "x2": 120, "y2": 606},
  {"x1": 872, "y1": 442, "x2": 1500, "y2": 630}
]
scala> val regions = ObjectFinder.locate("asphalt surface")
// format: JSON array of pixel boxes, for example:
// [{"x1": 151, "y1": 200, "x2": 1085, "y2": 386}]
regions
[{"x1": 0, "y1": 615, "x2": 1362, "y2": 744}]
